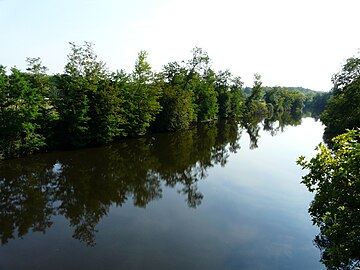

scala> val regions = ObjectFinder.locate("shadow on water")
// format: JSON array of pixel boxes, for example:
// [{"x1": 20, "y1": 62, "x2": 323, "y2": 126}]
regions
[{"x1": 0, "y1": 113, "x2": 302, "y2": 247}]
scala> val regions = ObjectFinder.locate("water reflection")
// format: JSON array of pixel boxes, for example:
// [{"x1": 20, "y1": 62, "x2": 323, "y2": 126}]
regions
[
  {"x1": 0, "y1": 114, "x2": 301, "y2": 247},
  {"x1": 0, "y1": 119, "x2": 242, "y2": 246},
  {"x1": 263, "y1": 111, "x2": 302, "y2": 137},
  {"x1": 243, "y1": 111, "x2": 302, "y2": 149}
]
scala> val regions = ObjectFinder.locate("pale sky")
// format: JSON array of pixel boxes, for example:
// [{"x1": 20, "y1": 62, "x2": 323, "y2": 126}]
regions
[{"x1": 1, "y1": 0, "x2": 359, "y2": 91}]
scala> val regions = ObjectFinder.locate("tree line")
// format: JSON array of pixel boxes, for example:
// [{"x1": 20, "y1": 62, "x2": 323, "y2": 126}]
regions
[{"x1": 0, "y1": 42, "x2": 317, "y2": 159}]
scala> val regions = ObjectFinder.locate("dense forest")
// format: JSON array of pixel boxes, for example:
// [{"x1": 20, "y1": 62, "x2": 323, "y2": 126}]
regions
[
  {"x1": 298, "y1": 52, "x2": 360, "y2": 269},
  {"x1": 0, "y1": 42, "x2": 325, "y2": 160}
]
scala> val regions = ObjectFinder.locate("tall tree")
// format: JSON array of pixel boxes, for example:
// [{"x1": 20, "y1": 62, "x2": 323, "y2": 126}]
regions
[
  {"x1": 247, "y1": 73, "x2": 263, "y2": 102},
  {"x1": 246, "y1": 74, "x2": 267, "y2": 118},
  {"x1": 25, "y1": 57, "x2": 58, "y2": 146},
  {"x1": 54, "y1": 42, "x2": 125, "y2": 146},
  {"x1": 193, "y1": 68, "x2": 218, "y2": 122},
  {"x1": 182, "y1": 47, "x2": 218, "y2": 122},
  {"x1": 153, "y1": 61, "x2": 195, "y2": 131},
  {"x1": 321, "y1": 54, "x2": 360, "y2": 139},
  {"x1": 0, "y1": 66, "x2": 46, "y2": 158},
  {"x1": 183, "y1": 47, "x2": 210, "y2": 91},
  {"x1": 229, "y1": 76, "x2": 245, "y2": 118},
  {"x1": 214, "y1": 71, "x2": 245, "y2": 119},
  {"x1": 124, "y1": 51, "x2": 162, "y2": 135},
  {"x1": 215, "y1": 70, "x2": 233, "y2": 118}
]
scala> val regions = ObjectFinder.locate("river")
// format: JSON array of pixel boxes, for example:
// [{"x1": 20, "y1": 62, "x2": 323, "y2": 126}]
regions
[{"x1": 0, "y1": 117, "x2": 325, "y2": 270}]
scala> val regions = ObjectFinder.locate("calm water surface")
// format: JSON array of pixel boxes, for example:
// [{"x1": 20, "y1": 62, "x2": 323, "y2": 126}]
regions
[{"x1": 0, "y1": 117, "x2": 325, "y2": 270}]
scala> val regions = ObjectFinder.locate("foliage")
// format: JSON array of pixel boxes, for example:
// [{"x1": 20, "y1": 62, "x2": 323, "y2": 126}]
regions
[
  {"x1": 264, "y1": 86, "x2": 305, "y2": 117},
  {"x1": 258, "y1": 86, "x2": 328, "y2": 119},
  {"x1": 25, "y1": 58, "x2": 59, "y2": 146},
  {"x1": 53, "y1": 42, "x2": 126, "y2": 147},
  {"x1": 304, "y1": 91, "x2": 331, "y2": 119},
  {"x1": 229, "y1": 76, "x2": 246, "y2": 118},
  {"x1": 1, "y1": 42, "x2": 315, "y2": 159},
  {"x1": 214, "y1": 70, "x2": 245, "y2": 119},
  {"x1": 124, "y1": 51, "x2": 162, "y2": 135},
  {"x1": 152, "y1": 61, "x2": 195, "y2": 131},
  {"x1": 192, "y1": 68, "x2": 218, "y2": 122},
  {"x1": 247, "y1": 73, "x2": 263, "y2": 102},
  {"x1": 297, "y1": 129, "x2": 360, "y2": 269},
  {"x1": 244, "y1": 74, "x2": 268, "y2": 119},
  {"x1": 153, "y1": 48, "x2": 243, "y2": 132},
  {"x1": 0, "y1": 64, "x2": 47, "y2": 159},
  {"x1": 54, "y1": 42, "x2": 100, "y2": 146},
  {"x1": 321, "y1": 54, "x2": 360, "y2": 139},
  {"x1": 215, "y1": 70, "x2": 233, "y2": 118}
]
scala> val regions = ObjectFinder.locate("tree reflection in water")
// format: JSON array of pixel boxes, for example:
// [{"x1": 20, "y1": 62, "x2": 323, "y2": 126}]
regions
[
  {"x1": 243, "y1": 111, "x2": 302, "y2": 150},
  {"x1": 0, "y1": 115, "x2": 301, "y2": 246}
]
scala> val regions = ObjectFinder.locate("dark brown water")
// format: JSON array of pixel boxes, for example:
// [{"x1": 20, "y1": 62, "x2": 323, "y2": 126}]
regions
[{"x1": 0, "y1": 118, "x2": 325, "y2": 270}]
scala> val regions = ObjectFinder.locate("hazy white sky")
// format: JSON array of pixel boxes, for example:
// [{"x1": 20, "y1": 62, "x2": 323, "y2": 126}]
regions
[{"x1": 1, "y1": 0, "x2": 359, "y2": 91}]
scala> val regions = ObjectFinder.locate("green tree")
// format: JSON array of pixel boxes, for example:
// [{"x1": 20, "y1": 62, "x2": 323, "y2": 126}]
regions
[
  {"x1": 304, "y1": 91, "x2": 331, "y2": 119},
  {"x1": 0, "y1": 65, "x2": 12, "y2": 158},
  {"x1": 229, "y1": 76, "x2": 246, "y2": 119},
  {"x1": 289, "y1": 91, "x2": 305, "y2": 116},
  {"x1": 53, "y1": 42, "x2": 96, "y2": 146},
  {"x1": 89, "y1": 75, "x2": 126, "y2": 143},
  {"x1": 54, "y1": 42, "x2": 125, "y2": 146},
  {"x1": 215, "y1": 70, "x2": 233, "y2": 118},
  {"x1": 297, "y1": 129, "x2": 360, "y2": 269},
  {"x1": 124, "y1": 51, "x2": 162, "y2": 135},
  {"x1": 264, "y1": 87, "x2": 305, "y2": 119},
  {"x1": 247, "y1": 73, "x2": 263, "y2": 102},
  {"x1": 25, "y1": 57, "x2": 58, "y2": 147},
  {"x1": 321, "y1": 54, "x2": 360, "y2": 139},
  {"x1": 183, "y1": 47, "x2": 210, "y2": 91},
  {"x1": 0, "y1": 66, "x2": 46, "y2": 158},
  {"x1": 182, "y1": 47, "x2": 218, "y2": 122},
  {"x1": 246, "y1": 74, "x2": 267, "y2": 118},
  {"x1": 152, "y1": 47, "x2": 217, "y2": 131},
  {"x1": 215, "y1": 71, "x2": 245, "y2": 119},
  {"x1": 192, "y1": 68, "x2": 218, "y2": 122},
  {"x1": 152, "y1": 61, "x2": 195, "y2": 131}
]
